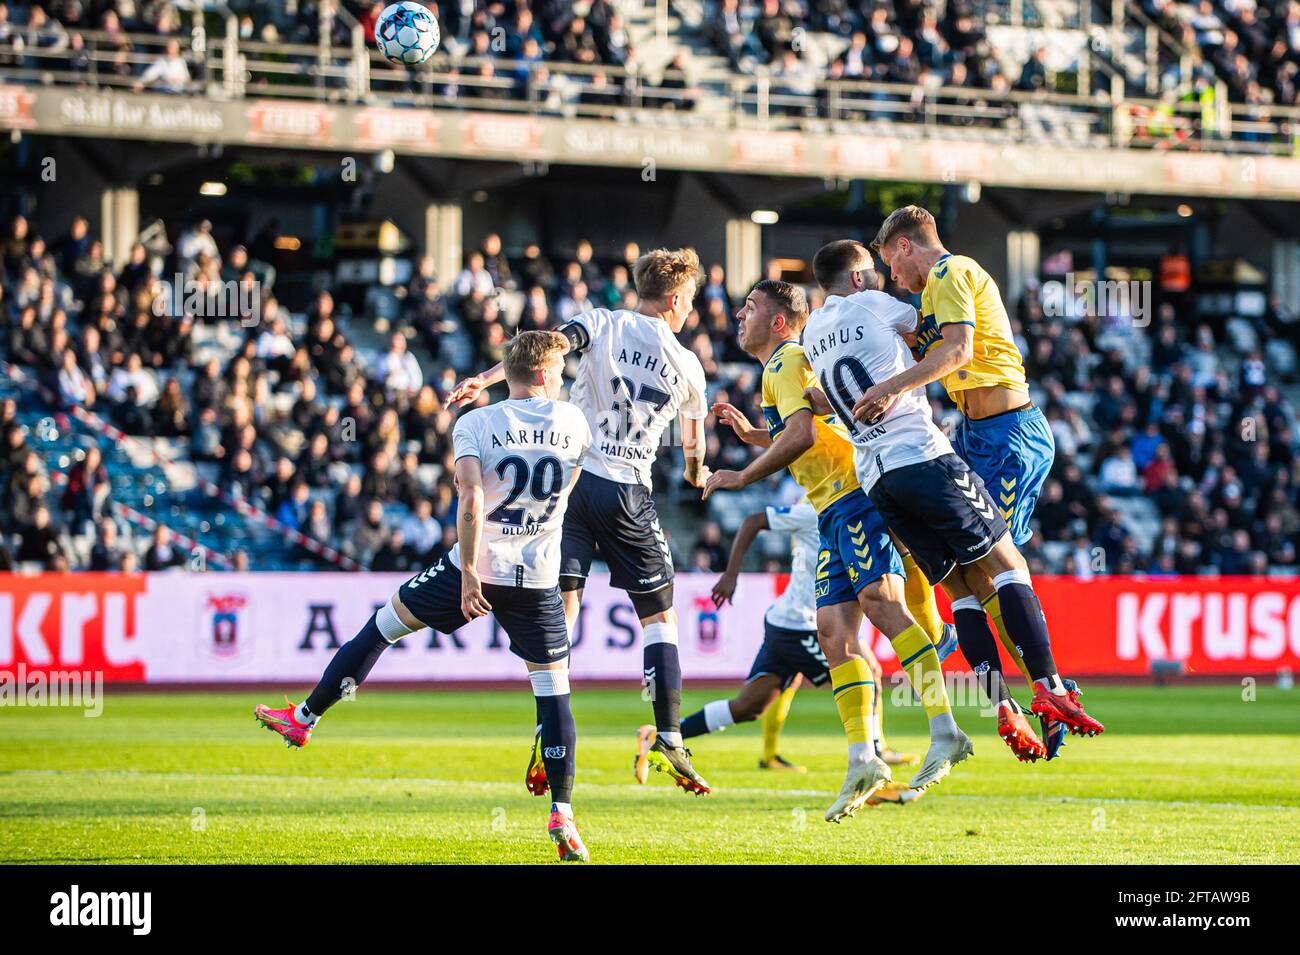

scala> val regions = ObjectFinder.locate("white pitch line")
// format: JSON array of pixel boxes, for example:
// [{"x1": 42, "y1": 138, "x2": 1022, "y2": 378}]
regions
[{"x1": 3, "y1": 769, "x2": 1297, "y2": 814}]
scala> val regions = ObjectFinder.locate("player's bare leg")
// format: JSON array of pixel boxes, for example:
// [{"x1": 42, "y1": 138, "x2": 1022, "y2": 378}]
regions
[
  {"x1": 856, "y1": 575, "x2": 973, "y2": 790},
  {"x1": 968, "y1": 540, "x2": 1104, "y2": 738},
  {"x1": 817, "y1": 600, "x2": 892, "y2": 822}
]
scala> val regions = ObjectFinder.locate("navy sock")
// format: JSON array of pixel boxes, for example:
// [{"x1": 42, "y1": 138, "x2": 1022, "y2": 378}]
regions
[
  {"x1": 953, "y1": 603, "x2": 1012, "y2": 707},
  {"x1": 305, "y1": 614, "x2": 391, "y2": 716},
  {"x1": 643, "y1": 642, "x2": 682, "y2": 735},
  {"x1": 536, "y1": 694, "x2": 576, "y2": 804},
  {"x1": 680, "y1": 709, "x2": 708, "y2": 739},
  {"x1": 995, "y1": 580, "x2": 1058, "y2": 683}
]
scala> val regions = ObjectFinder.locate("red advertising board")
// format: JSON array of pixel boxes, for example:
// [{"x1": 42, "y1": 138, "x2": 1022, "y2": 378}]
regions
[{"x1": 1, "y1": 573, "x2": 1297, "y2": 682}]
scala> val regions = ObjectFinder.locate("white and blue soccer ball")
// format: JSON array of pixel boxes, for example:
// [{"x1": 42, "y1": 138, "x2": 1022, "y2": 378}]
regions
[{"x1": 375, "y1": 2, "x2": 440, "y2": 66}]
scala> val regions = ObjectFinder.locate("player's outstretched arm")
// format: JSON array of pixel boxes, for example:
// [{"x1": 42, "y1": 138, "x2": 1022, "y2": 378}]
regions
[
  {"x1": 712, "y1": 510, "x2": 770, "y2": 608},
  {"x1": 711, "y1": 401, "x2": 772, "y2": 448},
  {"x1": 852, "y1": 323, "x2": 973, "y2": 424},
  {"x1": 453, "y1": 456, "x2": 493, "y2": 619},
  {"x1": 447, "y1": 362, "x2": 506, "y2": 408},
  {"x1": 702, "y1": 408, "x2": 815, "y2": 500}
]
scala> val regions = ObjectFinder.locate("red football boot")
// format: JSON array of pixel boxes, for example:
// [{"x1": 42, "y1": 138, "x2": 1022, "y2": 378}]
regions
[
  {"x1": 548, "y1": 810, "x2": 589, "y2": 862},
  {"x1": 997, "y1": 704, "x2": 1047, "y2": 762},
  {"x1": 254, "y1": 698, "x2": 313, "y2": 749},
  {"x1": 1031, "y1": 682, "x2": 1104, "y2": 737},
  {"x1": 525, "y1": 730, "x2": 549, "y2": 796}
]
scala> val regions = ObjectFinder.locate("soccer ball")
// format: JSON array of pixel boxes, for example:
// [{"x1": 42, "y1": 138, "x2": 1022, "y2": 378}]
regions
[{"x1": 375, "y1": 2, "x2": 440, "y2": 66}]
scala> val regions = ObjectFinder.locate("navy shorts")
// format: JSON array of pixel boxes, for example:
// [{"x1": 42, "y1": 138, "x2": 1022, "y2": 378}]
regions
[
  {"x1": 814, "y1": 488, "x2": 904, "y2": 609},
  {"x1": 954, "y1": 404, "x2": 1055, "y2": 546},
  {"x1": 397, "y1": 555, "x2": 570, "y2": 665},
  {"x1": 559, "y1": 470, "x2": 673, "y2": 595},
  {"x1": 867, "y1": 453, "x2": 1009, "y2": 586},
  {"x1": 746, "y1": 619, "x2": 831, "y2": 689}
]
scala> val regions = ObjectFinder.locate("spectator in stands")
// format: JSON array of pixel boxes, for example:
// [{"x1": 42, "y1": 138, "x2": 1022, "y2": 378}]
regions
[
  {"x1": 88, "y1": 517, "x2": 126, "y2": 571},
  {"x1": 144, "y1": 524, "x2": 185, "y2": 570},
  {"x1": 401, "y1": 498, "x2": 442, "y2": 562},
  {"x1": 16, "y1": 505, "x2": 63, "y2": 569},
  {"x1": 344, "y1": 498, "x2": 389, "y2": 564},
  {"x1": 275, "y1": 481, "x2": 313, "y2": 532},
  {"x1": 691, "y1": 521, "x2": 728, "y2": 573},
  {"x1": 756, "y1": 0, "x2": 795, "y2": 62},
  {"x1": 378, "y1": 331, "x2": 423, "y2": 402},
  {"x1": 455, "y1": 250, "x2": 495, "y2": 299},
  {"x1": 371, "y1": 528, "x2": 419, "y2": 572},
  {"x1": 56, "y1": 346, "x2": 93, "y2": 408},
  {"x1": 134, "y1": 38, "x2": 190, "y2": 94},
  {"x1": 1016, "y1": 46, "x2": 1050, "y2": 92},
  {"x1": 61, "y1": 445, "x2": 110, "y2": 531}
]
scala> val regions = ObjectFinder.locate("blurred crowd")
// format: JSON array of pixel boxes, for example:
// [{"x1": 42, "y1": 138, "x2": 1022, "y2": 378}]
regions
[{"x1": 2, "y1": 201, "x2": 1298, "y2": 577}]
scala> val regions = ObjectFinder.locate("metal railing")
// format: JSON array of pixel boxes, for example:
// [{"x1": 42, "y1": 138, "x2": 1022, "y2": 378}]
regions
[{"x1": 2, "y1": 26, "x2": 1297, "y2": 157}]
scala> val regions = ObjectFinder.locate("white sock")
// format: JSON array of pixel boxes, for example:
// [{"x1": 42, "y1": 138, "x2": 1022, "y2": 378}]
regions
[
  {"x1": 929, "y1": 711, "x2": 960, "y2": 741},
  {"x1": 294, "y1": 703, "x2": 317, "y2": 726},
  {"x1": 847, "y1": 740, "x2": 878, "y2": 765},
  {"x1": 1036, "y1": 675, "x2": 1066, "y2": 695},
  {"x1": 703, "y1": 699, "x2": 735, "y2": 733},
  {"x1": 551, "y1": 801, "x2": 573, "y2": 817},
  {"x1": 657, "y1": 731, "x2": 683, "y2": 748}
]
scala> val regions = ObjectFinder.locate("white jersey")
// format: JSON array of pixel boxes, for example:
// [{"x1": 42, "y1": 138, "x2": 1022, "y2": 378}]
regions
[
  {"x1": 803, "y1": 290, "x2": 954, "y2": 493},
  {"x1": 450, "y1": 397, "x2": 593, "y2": 588},
  {"x1": 563, "y1": 308, "x2": 708, "y2": 487},
  {"x1": 764, "y1": 499, "x2": 819, "y2": 632}
]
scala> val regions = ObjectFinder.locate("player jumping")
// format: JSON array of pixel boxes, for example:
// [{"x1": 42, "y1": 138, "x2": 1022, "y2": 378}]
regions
[
  {"x1": 448, "y1": 248, "x2": 713, "y2": 795},
  {"x1": 254, "y1": 331, "x2": 595, "y2": 862},
  {"x1": 867, "y1": 210, "x2": 1095, "y2": 759},
  {"x1": 683, "y1": 497, "x2": 930, "y2": 805},
  {"x1": 804, "y1": 240, "x2": 1103, "y2": 765},
  {"x1": 704, "y1": 280, "x2": 973, "y2": 823}
]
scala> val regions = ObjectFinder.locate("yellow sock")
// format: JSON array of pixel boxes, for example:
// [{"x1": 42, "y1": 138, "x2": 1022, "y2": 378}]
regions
[
  {"x1": 902, "y1": 553, "x2": 944, "y2": 647},
  {"x1": 762, "y1": 685, "x2": 797, "y2": 761},
  {"x1": 891, "y1": 623, "x2": 951, "y2": 720},
  {"x1": 873, "y1": 673, "x2": 884, "y2": 744},
  {"x1": 830, "y1": 659, "x2": 873, "y2": 746},
  {"x1": 984, "y1": 593, "x2": 1033, "y2": 687}
]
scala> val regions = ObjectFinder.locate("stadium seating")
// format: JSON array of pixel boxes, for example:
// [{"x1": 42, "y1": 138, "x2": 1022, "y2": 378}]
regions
[{"x1": 1, "y1": 1, "x2": 1296, "y2": 577}]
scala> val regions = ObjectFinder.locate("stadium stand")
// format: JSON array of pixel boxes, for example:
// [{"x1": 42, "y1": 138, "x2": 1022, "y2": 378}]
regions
[
  {"x1": 0, "y1": 0, "x2": 1296, "y2": 578},
  {"x1": 1, "y1": 200, "x2": 1297, "y2": 577},
  {"x1": 1, "y1": 0, "x2": 1298, "y2": 151}
]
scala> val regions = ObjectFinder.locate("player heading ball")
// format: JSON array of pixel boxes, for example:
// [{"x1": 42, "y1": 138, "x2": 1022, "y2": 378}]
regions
[
  {"x1": 255, "y1": 329, "x2": 598, "y2": 863},
  {"x1": 448, "y1": 248, "x2": 714, "y2": 796}
]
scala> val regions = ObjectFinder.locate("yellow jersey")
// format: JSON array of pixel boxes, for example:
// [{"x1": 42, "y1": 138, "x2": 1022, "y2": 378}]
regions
[
  {"x1": 760, "y1": 340, "x2": 859, "y2": 513},
  {"x1": 916, "y1": 253, "x2": 1027, "y2": 415}
]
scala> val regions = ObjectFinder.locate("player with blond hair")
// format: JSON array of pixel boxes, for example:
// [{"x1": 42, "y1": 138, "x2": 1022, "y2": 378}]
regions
[
  {"x1": 805, "y1": 238, "x2": 1103, "y2": 761},
  {"x1": 255, "y1": 330, "x2": 596, "y2": 862},
  {"x1": 449, "y1": 248, "x2": 715, "y2": 795}
]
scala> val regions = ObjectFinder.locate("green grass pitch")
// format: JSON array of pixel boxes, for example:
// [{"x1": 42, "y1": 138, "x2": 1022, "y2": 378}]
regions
[{"x1": 2, "y1": 684, "x2": 1297, "y2": 864}]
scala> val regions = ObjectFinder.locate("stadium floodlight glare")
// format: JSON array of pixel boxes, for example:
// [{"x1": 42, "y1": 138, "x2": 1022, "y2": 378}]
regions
[
  {"x1": 750, "y1": 210, "x2": 779, "y2": 225},
  {"x1": 199, "y1": 181, "x2": 227, "y2": 197}
]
